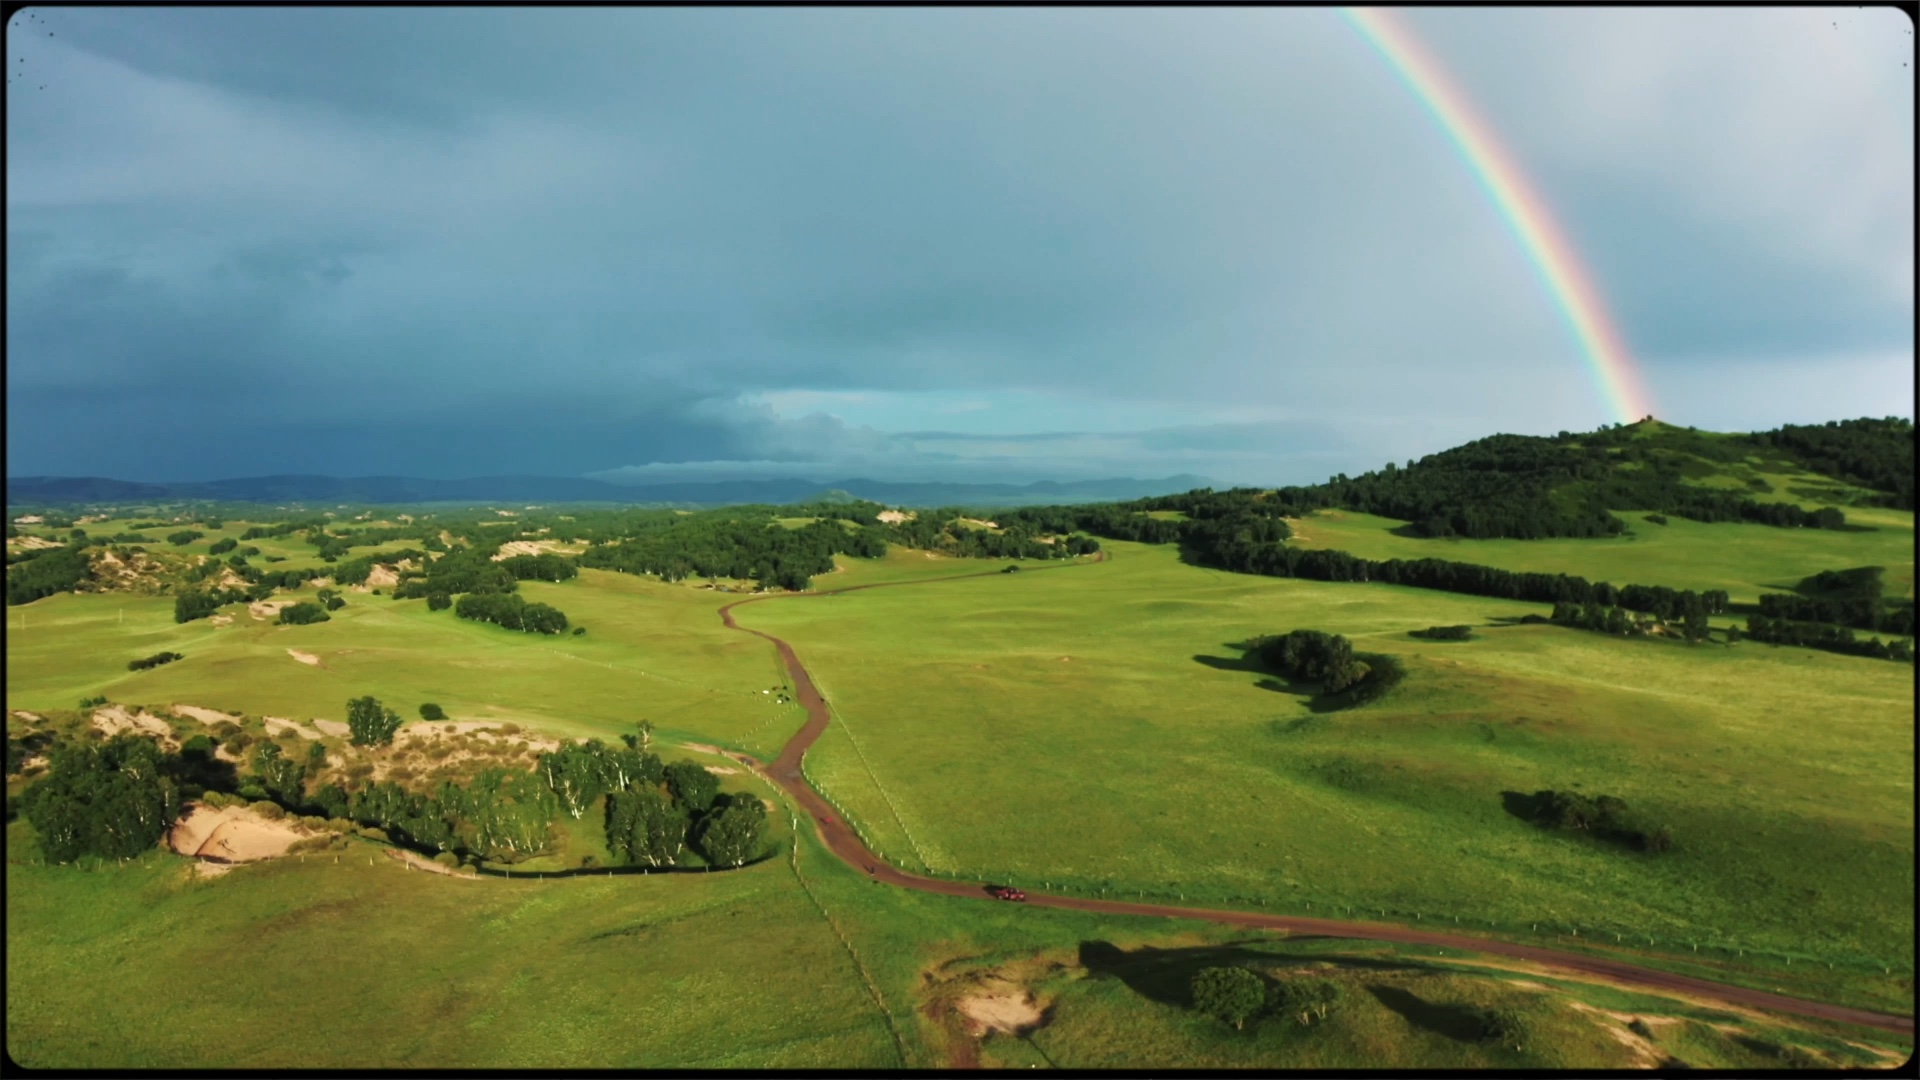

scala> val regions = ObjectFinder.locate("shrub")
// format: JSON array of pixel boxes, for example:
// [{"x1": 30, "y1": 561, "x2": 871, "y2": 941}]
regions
[
  {"x1": 1190, "y1": 966, "x2": 1266, "y2": 1030},
  {"x1": 572, "y1": 626, "x2": 586, "y2": 636},
  {"x1": 1478, "y1": 1006, "x2": 1528, "y2": 1051},
  {"x1": 1643, "y1": 513, "x2": 1669, "y2": 526},
  {"x1": 434, "y1": 851, "x2": 460, "y2": 868},
  {"x1": 277, "y1": 601, "x2": 331, "y2": 625},
  {"x1": 127, "y1": 650, "x2": 185, "y2": 672},
  {"x1": 249, "y1": 800, "x2": 285, "y2": 820},
  {"x1": 427, "y1": 593, "x2": 452, "y2": 611},
  {"x1": 419, "y1": 703, "x2": 447, "y2": 721},
  {"x1": 201, "y1": 790, "x2": 230, "y2": 809},
  {"x1": 208, "y1": 538, "x2": 238, "y2": 555},
  {"x1": 167, "y1": 530, "x2": 204, "y2": 546},
  {"x1": 1410, "y1": 625, "x2": 1473, "y2": 641},
  {"x1": 356, "y1": 826, "x2": 389, "y2": 842}
]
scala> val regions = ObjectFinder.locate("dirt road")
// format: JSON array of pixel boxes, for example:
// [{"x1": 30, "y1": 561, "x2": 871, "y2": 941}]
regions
[{"x1": 717, "y1": 553, "x2": 1915, "y2": 1037}]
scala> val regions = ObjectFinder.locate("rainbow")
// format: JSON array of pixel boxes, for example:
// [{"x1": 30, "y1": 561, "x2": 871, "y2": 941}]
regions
[{"x1": 1339, "y1": 7, "x2": 1655, "y2": 423}]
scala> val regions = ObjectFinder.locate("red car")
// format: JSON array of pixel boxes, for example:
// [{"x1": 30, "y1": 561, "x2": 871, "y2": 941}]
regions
[{"x1": 990, "y1": 886, "x2": 1027, "y2": 902}]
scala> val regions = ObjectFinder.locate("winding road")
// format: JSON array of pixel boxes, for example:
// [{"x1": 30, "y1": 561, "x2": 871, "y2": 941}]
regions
[{"x1": 716, "y1": 554, "x2": 1914, "y2": 1037}]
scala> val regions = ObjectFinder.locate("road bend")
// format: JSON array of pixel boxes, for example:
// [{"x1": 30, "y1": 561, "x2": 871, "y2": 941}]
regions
[{"x1": 715, "y1": 554, "x2": 1914, "y2": 1037}]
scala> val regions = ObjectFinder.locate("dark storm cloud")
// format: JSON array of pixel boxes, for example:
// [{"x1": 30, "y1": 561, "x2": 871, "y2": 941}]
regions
[{"x1": 5, "y1": 8, "x2": 1911, "y2": 484}]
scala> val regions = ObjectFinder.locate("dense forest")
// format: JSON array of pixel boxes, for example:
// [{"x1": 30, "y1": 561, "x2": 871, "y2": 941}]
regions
[{"x1": 1751, "y1": 417, "x2": 1915, "y2": 510}]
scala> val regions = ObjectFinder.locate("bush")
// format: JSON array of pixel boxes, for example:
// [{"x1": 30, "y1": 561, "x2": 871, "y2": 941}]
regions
[
  {"x1": 250, "y1": 800, "x2": 286, "y2": 820},
  {"x1": 434, "y1": 851, "x2": 461, "y2": 868},
  {"x1": 127, "y1": 650, "x2": 185, "y2": 672},
  {"x1": 571, "y1": 626, "x2": 586, "y2": 636},
  {"x1": 201, "y1": 790, "x2": 230, "y2": 809},
  {"x1": 426, "y1": 593, "x2": 452, "y2": 611},
  {"x1": 277, "y1": 601, "x2": 331, "y2": 625},
  {"x1": 419, "y1": 703, "x2": 447, "y2": 721},
  {"x1": 1643, "y1": 513, "x2": 1669, "y2": 526},
  {"x1": 1191, "y1": 966, "x2": 1266, "y2": 1030},
  {"x1": 208, "y1": 538, "x2": 238, "y2": 555},
  {"x1": 1478, "y1": 1006, "x2": 1528, "y2": 1051},
  {"x1": 1410, "y1": 625, "x2": 1473, "y2": 641}
]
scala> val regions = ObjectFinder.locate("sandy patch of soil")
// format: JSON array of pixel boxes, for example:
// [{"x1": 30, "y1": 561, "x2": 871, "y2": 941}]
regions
[
  {"x1": 704, "y1": 765, "x2": 741, "y2": 775},
  {"x1": 169, "y1": 803, "x2": 315, "y2": 864},
  {"x1": 923, "y1": 551, "x2": 944, "y2": 559},
  {"x1": 398, "y1": 721, "x2": 559, "y2": 753},
  {"x1": 10, "y1": 535, "x2": 62, "y2": 551},
  {"x1": 91, "y1": 705, "x2": 178, "y2": 748},
  {"x1": 171, "y1": 704, "x2": 242, "y2": 726},
  {"x1": 209, "y1": 614, "x2": 233, "y2": 627},
  {"x1": 313, "y1": 719, "x2": 350, "y2": 738},
  {"x1": 876, "y1": 510, "x2": 915, "y2": 524},
  {"x1": 1567, "y1": 1001, "x2": 1677, "y2": 1068},
  {"x1": 364, "y1": 564, "x2": 400, "y2": 588},
  {"x1": 13, "y1": 515, "x2": 45, "y2": 524},
  {"x1": 1058, "y1": 656, "x2": 1072, "y2": 662},
  {"x1": 955, "y1": 989, "x2": 1046, "y2": 1037},
  {"x1": 250, "y1": 599, "x2": 292, "y2": 621},
  {"x1": 383, "y1": 847, "x2": 478, "y2": 879},
  {"x1": 12, "y1": 710, "x2": 46, "y2": 723},
  {"x1": 491, "y1": 539, "x2": 582, "y2": 560},
  {"x1": 265, "y1": 716, "x2": 325, "y2": 740},
  {"x1": 287, "y1": 648, "x2": 322, "y2": 666}
]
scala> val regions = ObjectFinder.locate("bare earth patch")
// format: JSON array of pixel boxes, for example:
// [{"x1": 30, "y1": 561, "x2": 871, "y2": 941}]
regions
[
  {"x1": 362, "y1": 564, "x2": 400, "y2": 588},
  {"x1": 383, "y1": 847, "x2": 478, "y2": 879},
  {"x1": 312, "y1": 719, "x2": 350, "y2": 738},
  {"x1": 91, "y1": 705, "x2": 178, "y2": 748},
  {"x1": 209, "y1": 614, "x2": 233, "y2": 627},
  {"x1": 250, "y1": 599, "x2": 292, "y2": 621},
  {"x1": 954, "y1": 989, "x2": 1046, "y2": 1037},
  {"x1": 286, "y1": 649, "x2": 322, "y2": 666},
  {"x1": 169, "y1": 803, "x2": 315, "y2": 867},
  {"x1": 491, "y1": 539, "x2": 584, "y2": 560},
  {"x1": 9, "y1": 536, "x2": 62, "y2": 551},
  {"x1": 12, "y1": 710, "x2": 46, "y2": 723},
  {"x1": 265, "y1": 716, "x2": 325, "y2": 740},
  {"x1": 1567, "y1": 1001, "x2": 1675, "y2": 1068},
  {"x1": 876, "y1": 510, "x2": 915, "y2": 524},
  {"x1": 171, "y1": 704, "x2": 241, "y2": 726}
]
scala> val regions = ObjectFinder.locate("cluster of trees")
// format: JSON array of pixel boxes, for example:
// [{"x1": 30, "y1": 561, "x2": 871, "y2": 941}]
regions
[
  {"x1": 454, "y1": 592, "x2": 570, "y2": 635},
  {"x1": 392, "y1": 542, "x2": 514, "y2": 598},
  {"x1": 1527, "y1": 789, "x2": 1672, "y2": 853},
  {"x1": 18, "y1": 734, "x2": 183, "y2": 863},
  {"x1": 1550, "y1": 601, "x2": 1710, "y2": 644},
  {"x1": 1754, "y1": 567, "x2": 1913, "y2": 636},
  {"x1": 127, "y1": 650, "x2": 184, "y2": 671},
  {"x1": 166, "y1": 530, "x2": 205, "y2": 546},
  {"x1": 1189, "y1": 967, "x2": 1343, "y2": 1031},
  {"x1": 500, "y1": 553, "x2": 577, "y2": 582},
  {"x1": 879, "y1": 513, "x2": 1097, "y2": 561},
  {"x1": 534, "y1": 739, "x2": 767, "y2": 868},
  {"x1": 207, "y1": 538, "x2": 238, "y2": 555},
  {"x1": 1255, "y1": 630, "x2": 1370, "y2": 693},
  {"x1": 583, "y1": 516, "x2": 889, "y2": 591},
  {"x1": 330, "y1": 549, "x2": 423, "y2": 586},
  {"x1": 1180, "y1": 538, "x2": 1730, "y2": 621},
  {"x1": 1751, "y1": 417, "x2": 1914, "y2": 510},
  {"x1": 174, "y1": 587, "x2": 253, "y2": 623},
  {"x1": 1657, "y1": 489, "x2": 1844, "y2": 530},
  {"x1": 277, "y1": 601, "x2": 331, "y2": 625},
  {"x1": 1744, "y1": 616, "x2": 1913, "y2": 662},
  {"x1": 5, "y1": 543, "x2": 92, "y2": 605}
]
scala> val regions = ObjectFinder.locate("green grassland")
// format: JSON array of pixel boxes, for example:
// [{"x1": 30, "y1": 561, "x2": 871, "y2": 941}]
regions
[
  {"x1": 7, "y1": 501, "x2": 1917, "y2": 1066},
  {"x1": 741, "y1": 541, "x2": 1915, "y2": 1007},
  {"x1": 9, "y1": 813, "x2": 1900, "y2": 1069},
  {"x1": 1286, "y1": 508, "x2": 1916, "y2": 603}
]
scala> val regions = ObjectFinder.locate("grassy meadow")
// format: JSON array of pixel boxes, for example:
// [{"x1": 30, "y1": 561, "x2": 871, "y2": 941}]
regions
[
  {"x1": 741, "y1": 540, "x2": 1915, "y2": 1006},
  {"x1": 7, "y1": 507, "x2": 1916, "y2": 1066},
  {"x1": 1285, "y1": 508, "x2": 1916, "y2": 603}
]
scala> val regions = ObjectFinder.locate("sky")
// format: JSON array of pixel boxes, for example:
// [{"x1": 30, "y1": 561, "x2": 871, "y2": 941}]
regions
[{"x1": 5, "y1": 6, "x2": 1914, "y2": 486}]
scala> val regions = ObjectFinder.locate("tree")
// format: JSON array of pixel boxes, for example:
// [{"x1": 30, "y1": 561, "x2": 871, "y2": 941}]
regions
[
  {"x1": 664, "y1": 761, "x2": 719, "y2": 814},
  {"x1": 419, "y1": 703, "x2": 447, "y2": 721},
  {"x1": 21, "y1": 734, "x2": 182, "y2": 863},
  {"x1": 1190, "y1": 966, "x2": 1265, "y2": 1030},
  {"x1": 251, "y1": 741, "x2": 307, "y2": 807},
  {"x1": 346, "y1": 696, "x2": 403, "y2": 747},
  {"x1": 696, "y1": 793, "x2": 767, "y2": 867},
  {"x1": 606, "y1": 786, "x2": 689, "y2": 866}
]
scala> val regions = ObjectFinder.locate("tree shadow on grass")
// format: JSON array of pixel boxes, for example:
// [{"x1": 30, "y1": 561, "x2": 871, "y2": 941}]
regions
[
  {"x1": 1077, "y1": 940, "x2": 1418, "y2": 1010},
  {"x1": 1367, "y1": 984, "x2": 1488, "y2": 1042},
  {"x1": 1193, "y1": 652, "x2": 1316, "y2": 702},
  {"x1": 1500, "y1": 790, "x2": 1548, "y2": 826}
]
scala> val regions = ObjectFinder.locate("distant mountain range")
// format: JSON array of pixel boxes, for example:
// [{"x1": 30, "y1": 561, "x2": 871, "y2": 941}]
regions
[{"x1": 4, "y1": 473, "x2": 1215, "y2": 509}]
